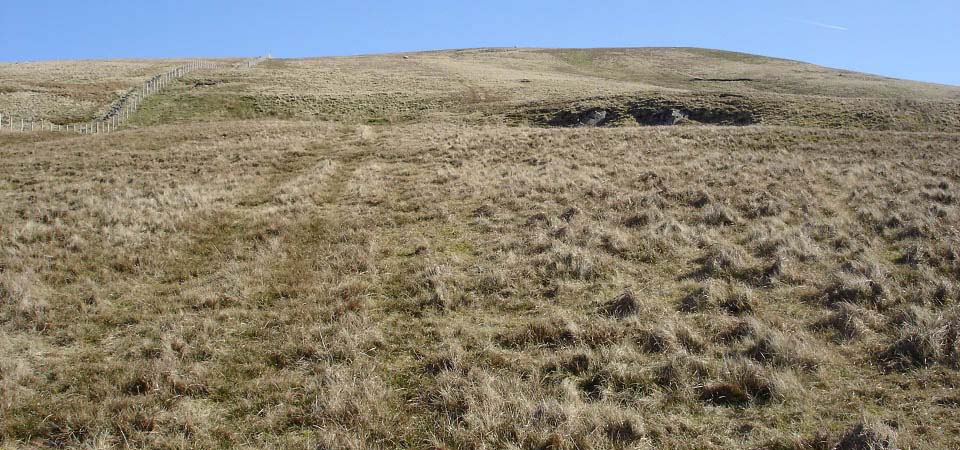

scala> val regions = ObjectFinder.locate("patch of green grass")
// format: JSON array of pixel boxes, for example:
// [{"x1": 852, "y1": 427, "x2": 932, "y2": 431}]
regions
[
  {"x1": 685, "y1": 48, "x2": 777, "y2": 64},
  {"x1": 556, "y1": 49, "x2": 597, "y2": 67},
  {"x1": 128, "y1": 86, "x2": 270, "y2": 126}
]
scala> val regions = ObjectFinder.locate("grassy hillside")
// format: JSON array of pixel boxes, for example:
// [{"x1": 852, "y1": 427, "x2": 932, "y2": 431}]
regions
[
  {"x1": 0, "y1": 58, "x2": 243, "y2": 124},
  {"x1": 7, "y1": 48, "x2": 954, "y2": 131},
  {"x1": 1, "y1": 49, "x2": 959, "y2": 449}
]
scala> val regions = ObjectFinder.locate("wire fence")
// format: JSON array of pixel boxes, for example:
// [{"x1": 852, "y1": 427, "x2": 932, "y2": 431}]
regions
[
  {"x1": 235, "y1": 54, "x2": 271, "y2": 69},
  {"x1": 0, "y1": 55, "x2": 269, "y2": 135}
]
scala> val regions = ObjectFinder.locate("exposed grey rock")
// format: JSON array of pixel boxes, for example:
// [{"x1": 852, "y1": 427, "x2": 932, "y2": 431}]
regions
[
  {"x1": 579, "y1": 109, "x2": 608, "y2": 126},
  {"x1": 630, "y1": 108, "x2": 688, "y2": 125},
  {"x1": 666, "y1": 109, "x2": 687, "y2": 124}
]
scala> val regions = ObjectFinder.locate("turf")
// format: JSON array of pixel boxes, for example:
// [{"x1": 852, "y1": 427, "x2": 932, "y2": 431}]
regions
[{"x1": 1, "y1": 48, "x2": 959, "y2": 449}]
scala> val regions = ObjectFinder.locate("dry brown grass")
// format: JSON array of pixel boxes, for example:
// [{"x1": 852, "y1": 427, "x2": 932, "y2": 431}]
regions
[
  {"x1": 1, "y1": 48, "x2": 960, "y2": 449},
  {"x1": 0, "y1": 58, "x2": 242, "y2": 123},
  {"x1": 4, "y1": 48, "x2": 949, "y2": 132}
]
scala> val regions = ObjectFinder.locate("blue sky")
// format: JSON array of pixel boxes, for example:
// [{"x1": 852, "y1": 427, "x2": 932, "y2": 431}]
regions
[{"x1": 2, "y1": 0, "x2": 958, "y2": 86}]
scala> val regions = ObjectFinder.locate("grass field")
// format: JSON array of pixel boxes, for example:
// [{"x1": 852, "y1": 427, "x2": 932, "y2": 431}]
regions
[{"x1": 1, "y1": 48, "x2": 960, "y2": 449}]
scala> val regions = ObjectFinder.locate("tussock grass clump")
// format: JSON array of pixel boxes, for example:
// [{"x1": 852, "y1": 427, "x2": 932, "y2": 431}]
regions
[
  {"x1": 920, "y1": 188, "x2": 956, "y2": 206},
  {"x1": 680, "y1": 279, "x2": 759, "y2": 315},
  {"x1": 411, "y1": 264, "x2": 465, "y2": 311},
  {"x1": 420, "y1": 344, "x2": 466, "y2": 375},
  {"x1": 652, "y1": 218, "x2": 691, "y2": 241},
  {"x1": 713, "y1": 316, "x2": 758, "y2": 343},
  {"x1": 424, "y1": 369, "x2": 648, "y2": 449},
  {"x1": 499, "y1": 315, "x2": 581, "y2": 348},
  {"x1": 559, "y1": 206, "x2": 580, "y2": 222},
  {"x1": 896, "y1": 241, "x2": 931, "y2": 266},
  {"x1": 700, "y1": 202, "x2": 739, "y2": 226},
  {"x1": 473, "y1": 265, "x2": 512, "y2": 297},
  {"x1": 878, "y1": 306, "x2": 960, "y2": 371},
  {"x1": 904, "y1": 269, "x2": 959, "y2": 307},
  {"x1": 812, "y1": 302, "x2": 881, "y2": 341},
  {"x1": 525, "y1": 212, "x2": 551, "y2": 226},
  {"x1": 719, "y1": 282, "x2": 759, "y2": 315},
  {"x1": 839, "y1": 252, "x2": 890, "y2": 280},
  {"x1": 695, "y1": 242, "x2": 758, "y2": 280},
  {"x1": 536, "y1": 243, "x2": 606, "y2": 281},
  {"x1": 472, "y1": 204, "x2": 496, "y2": 218},
  {"x1": 761, "y1": 255, "x2": 804, "y2": 285},
  {"x1": 542, "y1": 350, "x2": 592, "y2": 376},
  {"x1": 636, "y1": 320, "x2": 706, "y2": 354},
  {"x1": 740, "y1": 192, "x2": 787, "y2": 219},
  {"x1": 930, "y1": 277, "x2": 959, "y2": 306},
  {"x1": 715, "y1": 317, "x2": 821, "y2": 370},
  {"x1": 600, "y1": 289, "x2": 639, "y2": 318},
  {"x1": 741, "y1": 322, "x2": 821, "y2": 370},
  {"x1": 647, "y1": 351, "x2": 716, "y2": 391},
  {"x1": 599, "y1": 228, "x2": 633, "y2": 257},
  {"x1": 623, "y1": 208, "x2": 663, "y2": 228},
  {"x1": 630, "y1": 218, "x2": 693, "y2": 260},
  {"x1": 682, "y1": 189, "x2": 714, "y2": 209},
  {"x1": 834, "y1": 420, "x2": 899, "y2": 450},
  {"x1": 750, "y1": 221, "x2": 823, "y2": 262},
  {"x1": 819, "y1": 273, "x2": 887, "y2": 307},
  {"x1": 699, "y1": 359, "x2": 798, "y2": 406},
  {"x1": 297, "y1": 368, "x2": 402, "y2": 443},
  {"x1": 0, "y1": 269, "x2": 48, "y2": 331}
]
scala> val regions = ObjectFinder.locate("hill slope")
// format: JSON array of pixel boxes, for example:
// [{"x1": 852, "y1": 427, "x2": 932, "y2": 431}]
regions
[
  {"x1": 1, "y1": 49, "x2": 959, "y2": 449},
  {"x1": 4, "y1": 48, "x2": 959, "y2": 131},
  {"x1": 130, "y1": 48, "x2": 960, "y2": 132}
]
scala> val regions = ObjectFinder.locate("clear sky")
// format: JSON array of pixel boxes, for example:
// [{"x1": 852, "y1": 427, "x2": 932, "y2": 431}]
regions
[{"x1": 2, "y1": 0, "x2": 958, "y2": 86}]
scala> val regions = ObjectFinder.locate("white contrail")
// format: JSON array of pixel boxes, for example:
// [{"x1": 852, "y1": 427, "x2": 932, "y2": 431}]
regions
[{"x1": 791, "y1": 18, "x2": 849, "y2": 31}]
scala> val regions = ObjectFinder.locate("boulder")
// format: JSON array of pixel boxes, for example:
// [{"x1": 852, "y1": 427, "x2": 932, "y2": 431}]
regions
[
  {"x1": 579, "y1": 109, "x2": 608, "y2": 126},
  {"x1": 631, "y1": 108, "x2": 688, "y2": 125}
]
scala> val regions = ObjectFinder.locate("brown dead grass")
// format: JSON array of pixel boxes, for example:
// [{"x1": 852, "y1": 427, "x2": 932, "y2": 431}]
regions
[{"x1": 1, "y1": 49, "x2": 960, "y2": 449}]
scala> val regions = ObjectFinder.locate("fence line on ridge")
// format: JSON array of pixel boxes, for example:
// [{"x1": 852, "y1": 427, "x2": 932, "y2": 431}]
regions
[{"x1": 0, "y1": 55, "x2": 270, "y2": 135}]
